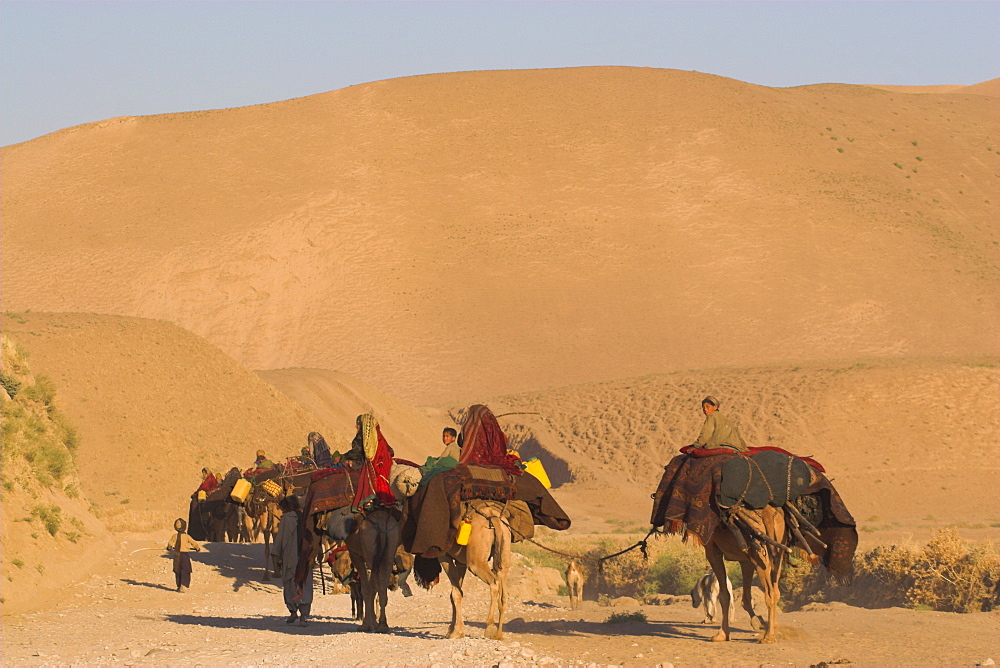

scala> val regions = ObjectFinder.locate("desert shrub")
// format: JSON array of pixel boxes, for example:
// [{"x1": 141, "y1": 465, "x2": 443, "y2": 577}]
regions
[
  {"x1": 0, "y1": 372, "x2": 21, "y2": 398},
  {"x1": 52, "y1": 412, "x2": 80, "y2": 451},
  {"x1": 648, "y1": 545, "x2": 713, "y2": 595},
  {"x1": 604, "y1": 610, "x2": 646, "y2": 624},
  {"x1": 906, "y1": 529, "x2": 1000, "y2": 612},
  {"x1": 782, "y1": 530, "x2": 999, "y2": 613},
  {"x1": 22, "y1": 376, "x2": 57, "y2": 412},
  {"x1": 24, "y1": 440, "x2": 72, "y2": 483},
  {"x1": 594, "y1": 538, "x2": 650, "y2": 598},
  {"x1": 30, "y1": 504, "x2": 62, "y2": 536}
]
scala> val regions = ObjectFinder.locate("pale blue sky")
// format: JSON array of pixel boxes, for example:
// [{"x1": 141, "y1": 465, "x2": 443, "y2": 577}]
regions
[{"x1": 2, "y1": 1, "x2": 998, "y2": 146}]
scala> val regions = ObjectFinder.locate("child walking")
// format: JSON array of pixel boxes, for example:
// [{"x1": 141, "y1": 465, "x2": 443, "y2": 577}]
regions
[{"x1": 166, "y1": 518, "x2": 202, "y2": 592}]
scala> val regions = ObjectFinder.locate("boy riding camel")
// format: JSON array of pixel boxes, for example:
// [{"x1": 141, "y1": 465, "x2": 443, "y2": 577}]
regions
[{"x1": 688, "y1": 396, "x2": 747, "y2": 452}]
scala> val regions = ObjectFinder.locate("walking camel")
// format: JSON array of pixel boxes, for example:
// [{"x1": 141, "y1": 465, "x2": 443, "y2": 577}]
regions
[
  {"x1": 704, "y1": 504, "x2": 787, "y2": 643},
  {"x1": 440, "y1": 500, "x2": 512, "y2": 640}
]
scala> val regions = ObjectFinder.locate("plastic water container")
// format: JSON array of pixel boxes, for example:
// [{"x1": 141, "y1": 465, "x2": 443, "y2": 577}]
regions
[
  {"x1": 197, "y1": 490, "x2": 207, "y2": 502},
  {"x1": 456, "y1": 519, "x2": 473, "y2": 545},
  {"x1": 523, "y1": 457, "x2": 551, "y2": 488},
  {"x1": 230, "y1": 478, "x2": 252, "y2": 504}
]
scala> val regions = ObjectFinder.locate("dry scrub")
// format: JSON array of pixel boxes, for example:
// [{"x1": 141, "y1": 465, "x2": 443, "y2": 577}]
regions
[
  {"x1": 517, "y1": 527, "x2": 999, "y2": 613},
  {"x1": 514, "y1": 532, "x2": 743, "y2": 600},
  {"x1": 783, "y1": 528, "x2": 1000, "y2": 612}
]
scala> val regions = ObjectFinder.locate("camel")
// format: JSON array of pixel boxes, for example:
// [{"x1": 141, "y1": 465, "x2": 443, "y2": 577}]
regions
[
  {"x1": 440, "y1": 500, "x2": 512, "y2": 640},
  {"x1": 242, "y1": 484, "x2": 283, "y2": 580},
  {"x1": 565, "y1": 560, "x2": 584, "y2": 610},
  {"x1": 704, "y1": 504, "x2": 788, "y2": 644},
  {"x1": 344, "y1": 506, "x2": 402, "y2": 632},
  {"x1": 325, "y1": 545, "x2": 364, "y2": 620},
  {"x1": 192, "y1": 467, "x2": 242, "y2": 542},
  {"x1": 338, "y1": 461, "x2": 421, "y2": 632}
]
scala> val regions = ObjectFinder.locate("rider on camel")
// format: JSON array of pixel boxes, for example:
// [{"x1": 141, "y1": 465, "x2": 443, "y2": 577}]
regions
[{"x1": 688, "y1": 396, "x2": 747, "y2": 452}]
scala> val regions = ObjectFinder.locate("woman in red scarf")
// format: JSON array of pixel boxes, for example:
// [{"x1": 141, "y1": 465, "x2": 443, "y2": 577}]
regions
[
  {"x1": 459, "y1": 404, "x2": 523, "y2": 476},
  {"x1": 351, "y1": 414, "x2": 397, "y2": 511}
]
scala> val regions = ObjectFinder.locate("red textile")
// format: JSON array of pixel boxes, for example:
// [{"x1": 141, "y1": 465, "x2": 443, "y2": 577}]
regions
[
  {"x1": 393, "y1": 457, "x2": 421, "y2": 468},
  {"x1": 459, "y1": 404, "x2": 523, "y2": 476},
  {"x1": 196, "y1": 473, "x2": 219, "y2": 494},
  {"x1": 352, "y1": 426, "x2": 396, "y2": 510},
  {"x1": 680, "y1": 444, "x2": 825, "y2": 473}
]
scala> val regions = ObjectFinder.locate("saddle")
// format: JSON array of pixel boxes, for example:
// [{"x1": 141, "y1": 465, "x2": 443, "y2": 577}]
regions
[{"x1": 717, "y1": 450, "x2": 813, "y2": 510}]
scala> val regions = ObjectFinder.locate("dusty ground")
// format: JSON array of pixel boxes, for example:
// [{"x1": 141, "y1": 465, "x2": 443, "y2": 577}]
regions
[{"x1": 3, "y1": 532, "x2": 998, "y2": 667}]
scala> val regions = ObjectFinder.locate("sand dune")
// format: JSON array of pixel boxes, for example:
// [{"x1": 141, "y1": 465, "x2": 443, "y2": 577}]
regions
[{"x1": 3, "y1": 67, "x2": 997, "y2": 403}]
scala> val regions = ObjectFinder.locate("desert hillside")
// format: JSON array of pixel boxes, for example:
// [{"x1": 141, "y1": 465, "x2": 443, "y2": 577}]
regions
[
  {"x1": 257, "y1": 367, "x2": 446, "y2": 463},
  {"x1": 1, "y1": 332, "x2": 113, "y2": 614},
  {"x1": 0, "y1": 313, "x2": 455, "y2": 523},
  {"x1": 3, "y1": 67, "x2": 997, "y2": 403},
  {"x1": 0, "y1": 312, "x2": 334, "y2": 527},
  {"x1": 477, "y1": 356, "x2": 1000, "y2": 532}
]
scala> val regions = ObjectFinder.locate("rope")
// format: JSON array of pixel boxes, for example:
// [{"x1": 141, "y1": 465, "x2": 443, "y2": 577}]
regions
[
  {"x1": 520, "y1": 525, "x2": 657, "y2": 570},
  {"x1": 464, "y1": 501, "x2": 656, "y2": 569}
]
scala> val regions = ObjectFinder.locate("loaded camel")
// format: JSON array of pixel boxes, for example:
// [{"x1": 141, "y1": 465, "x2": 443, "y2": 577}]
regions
[
  {"x1": 240, "y1": 477, "x2": 283, "y2": 579},
  {"x1": 337, "y1": 415, "x2": 422, "y2": 632},
  {"x1": 651, "y1": 444, "x2": 857, "y2": 645}
]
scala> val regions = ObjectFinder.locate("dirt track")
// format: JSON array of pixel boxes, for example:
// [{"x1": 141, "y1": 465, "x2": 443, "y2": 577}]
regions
[{"x1": 3, "y1": 533, "x2": 997, "y2": 667}]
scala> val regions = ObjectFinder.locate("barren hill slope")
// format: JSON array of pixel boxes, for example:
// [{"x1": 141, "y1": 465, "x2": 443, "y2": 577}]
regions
[
  {"x1": 256, "y1": 367, "x2": 445, "y2": 463},
  {"x1": 3, "y1": 67, "x2": 998, "y2": 403},
  {"x1": 480, "y1": 356, "x2": 1000, "y2": 530},
  {"x1": 0, "y1": 313, "x2": 364, "y2": 528}
]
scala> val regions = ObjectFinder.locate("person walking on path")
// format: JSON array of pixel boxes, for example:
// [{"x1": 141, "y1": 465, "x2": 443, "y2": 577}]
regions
[
  {"x1": 165, "y1": 518, "x2": 201, "y2": 592},
  {"x1": 275, "y1": 494, "x2": 313, "y2": 626}
]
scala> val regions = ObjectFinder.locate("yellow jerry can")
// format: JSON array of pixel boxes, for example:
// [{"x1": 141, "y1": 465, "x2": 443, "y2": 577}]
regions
[
  {"x1": 197, "y1": 490, "x2": 207, "y2": 502},
  {"x1": 230, "y1": 478, "x2": 252, "y2": 504},
  {"x1": 456, "y1": 519, "x2": 473, "y2": 545},
  {"x1": 523, "y1": 457, "x2": 551, "y2": 488}
]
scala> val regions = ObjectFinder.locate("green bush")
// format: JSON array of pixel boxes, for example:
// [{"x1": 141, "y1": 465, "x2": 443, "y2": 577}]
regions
[
  {"x1": 22, "y1": 376, "x2": 57, "y2": 413},
  {"x1": 0, "y1": 372, "x2": 21, "y2": 398},
  {"x1": 30, "y1": 504, "x2": 62, "y2": 536},
  {"x1": 604, "y1": 610, "x2": 646, "y2": 624},
  {"x1": 24, "y1": 441, "x2": 71, "y2": 483}
]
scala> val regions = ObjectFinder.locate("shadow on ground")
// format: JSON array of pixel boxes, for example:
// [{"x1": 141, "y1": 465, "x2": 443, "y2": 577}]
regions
[
  {"x1": 503, "y1": 616, "x2": 762, "y2": 642},
  {"x1": 164, "y1": 613, "x2": 440, "y2": 638}
]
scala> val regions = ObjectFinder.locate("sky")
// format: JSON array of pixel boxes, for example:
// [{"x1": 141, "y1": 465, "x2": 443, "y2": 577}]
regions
[{"x1": 1, "y1": 1, "x2": 998, "y2": 147}]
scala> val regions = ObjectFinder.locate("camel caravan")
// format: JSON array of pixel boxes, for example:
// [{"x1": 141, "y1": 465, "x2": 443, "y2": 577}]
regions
[{"x1": 183, "y1": 398, "x2": 856, "y2": 644}]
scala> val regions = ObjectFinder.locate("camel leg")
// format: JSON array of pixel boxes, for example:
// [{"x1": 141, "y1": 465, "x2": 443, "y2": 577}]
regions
[
  {"x1": 755, "y1": 508, "x2": 786, "y2": 644},
  {"x1": 463, "y1": 517, "x2": 502, "y2": 639},
  {"x1": 262, "y1": 522, "x2": 272, "y2": 581},
  {"x1": 443, "y1": 558, "x2": 467, "y2": 639},
  {"x1": 705, "y1": 544, "x2": 732, "y2": 642},
  {"x1": 740, "y1": 560, "x2": 764, "y2": 631},
  {"x1": 375, "y1": 525, "x2": 399, "y2": 633},
  {"x1": 490, "y1": 519, "x2": 511, "y2": 640},
  {"x1": 352, "y1": 552, "x2": 377, "y2": 632}
]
